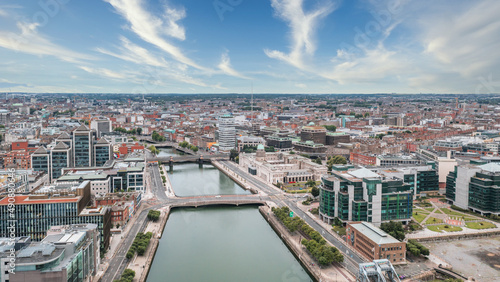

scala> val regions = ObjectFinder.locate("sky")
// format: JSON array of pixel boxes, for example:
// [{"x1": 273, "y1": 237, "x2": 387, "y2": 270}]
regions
[{"x1": 0, "y1": 0, "x2": 500, "y2": 94}]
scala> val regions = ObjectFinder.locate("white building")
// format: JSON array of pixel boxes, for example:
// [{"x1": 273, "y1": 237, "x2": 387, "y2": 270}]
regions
[
  {"x1": 218, "y1": 114, "x2": 236, "y2": 152},
  {"x1": 239, "y1": 145, "x2": 327, "y2": 184}
]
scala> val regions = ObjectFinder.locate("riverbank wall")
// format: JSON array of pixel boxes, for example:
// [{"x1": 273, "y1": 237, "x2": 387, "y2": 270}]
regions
[
  {"x1": 211, "y1": 160, "x2": 258, "y2": 194},
  {"x1": 134, "y1": 207, "x2": 171, "y2": 282},
  {"x1": 259, "y1": 205, "x2": 320, "y2": 282}
]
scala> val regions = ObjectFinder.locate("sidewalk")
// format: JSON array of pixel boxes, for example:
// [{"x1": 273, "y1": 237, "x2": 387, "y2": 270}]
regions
[
  {"x1": 127, "y1": 206, "x2": 170, "y2": 282},
  {"x1": 261, "y1": 206, "x2": 354, "y2": 282}
]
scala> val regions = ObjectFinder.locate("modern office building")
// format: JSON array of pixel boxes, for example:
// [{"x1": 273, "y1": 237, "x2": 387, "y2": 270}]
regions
[
  {"x1": 55, "y1": 132, "x2": 72, "y2": 149},
  {"x1": 31, "y1": 147, "x2": 50, "y2": 177},
  {"x1": 50, "y1": 142, "x2": 71, "y2": 181},
  {"x1": 0, "y1": 224, "x2": 100, "y2": 282},
  {"x1": 293, "y1": 141, "x2": 327, "y2": 157},
  {"x1": 265, "y1": 135, "x2": 293, "y2": 151},
  {"x1": 0, "y1": 181, "x2": 111, "y2": 249},
  {"x1": 371, "y1": 165, "x2": 439, "y2": 198},
  {"x1": 319, "y1": 166, "x2": 413, "y2": 225},
  {"x1": 218, "y1": 114, "x2": 236, "y2": 152},
  {"x1": 446, "y1": 162, "x2": 500, "y2": 216},
  {"x1": 94, "y1": 138, "x2": 112, "y2": 167},
  {"x1": 325, "y1": 132, "x2": 350, "y2": 145},
  {"x1": 300, "y1": 124, "x2": 327, "y2": 145},
  {"x1": 91, "y1": 118, "x2": 112, "y2": 138},
  {"x1": 73, "y1": 125, "x2": 93, "y2": 167},
  {"x1": 346, "y1": 222, "x2": 406, "y2": 264}
]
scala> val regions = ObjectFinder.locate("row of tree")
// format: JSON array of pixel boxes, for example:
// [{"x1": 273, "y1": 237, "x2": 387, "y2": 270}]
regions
[
  {"x1": 178, "y1": 141, "x2": 199, "y2": 152},
  {"x1": 114, "y1": 269, "x2": 135, "y2": 282},
  {"x1": 114, "y1": 127, "x2": 142, "y2": 135},
  {"x1": 147, "y1": 210, "x2": 161, "y2": 222},
  {"x1": 126, "y1": 232, "x2": 153, "y2": 259},
  {"x1": 152, "y1": 131, "x2": 166, "y2": 142},
  {"x1": 272, "y1": 206, "x2": 343, "y2": 265},
  {"x1": 406, "y1": 240, "x2": 430, "y2": 256}
]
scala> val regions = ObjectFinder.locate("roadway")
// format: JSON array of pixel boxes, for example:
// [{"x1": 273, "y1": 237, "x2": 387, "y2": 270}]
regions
[{"x1": 219, "y1": 160, "x2": 365, "y2": 274}]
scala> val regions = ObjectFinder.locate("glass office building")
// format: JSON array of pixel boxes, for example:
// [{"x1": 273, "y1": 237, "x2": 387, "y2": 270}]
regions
[
  {"x1": 94, "y1": 138, "x2": 111, "y2": 167},
  {"x1": 319, "y1": 167, "x2": 413, "y2": 225},
  {"x1": 73, "y1": 125, "x2": 93, "y2": 167},
  {"x1": 31, "y1": 146, "x2": 50, "y2": 176},
  {"x1": 51, "y1": 142, "x2": 71, "y2": 181}
]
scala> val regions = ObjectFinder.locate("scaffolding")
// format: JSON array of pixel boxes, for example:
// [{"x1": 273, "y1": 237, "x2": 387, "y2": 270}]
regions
[{"x1": 357, "y1": 259, "x2": 400, "y2": 282}]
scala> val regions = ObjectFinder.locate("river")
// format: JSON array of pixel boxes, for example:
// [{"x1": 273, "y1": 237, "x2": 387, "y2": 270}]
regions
[{"x1": 147, "y1": 148, "x2": 312, "y2": 281}]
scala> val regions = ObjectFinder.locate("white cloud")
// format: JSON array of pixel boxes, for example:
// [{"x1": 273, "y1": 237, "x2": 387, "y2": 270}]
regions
[
  {"x1": 96, "y1": 36, "x2": 170, "y2": 68},
  {"x1": 265, "y1": 0, "x2": 336, "y2": 69},
  {"x1": 79, "y1": 66, "x2": 126, "y2": 79},
  {"x1": 105, "y1": 0, "x2": 206, "y2": 70},
  {"x1": 0, "y1": 21, "x2": 93, "y2": 63},
  {"x1": 217, "y1": 51, "x2": 250, "y2": 79}
]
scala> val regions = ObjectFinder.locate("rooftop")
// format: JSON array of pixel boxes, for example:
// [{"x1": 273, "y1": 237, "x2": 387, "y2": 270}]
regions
[{"x1": 350, "y1": 222, "x2": 401, "y2": 245}]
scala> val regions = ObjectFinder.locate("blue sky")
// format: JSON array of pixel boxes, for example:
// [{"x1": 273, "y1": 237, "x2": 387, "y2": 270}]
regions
[{"x1": 0, "y1": 0, "x2": 499, "y2": 94}]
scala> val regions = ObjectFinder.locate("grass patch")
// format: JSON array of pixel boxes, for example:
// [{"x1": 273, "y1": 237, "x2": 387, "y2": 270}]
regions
[
  {"x1": 441, "y1": 208, "x2": 466, "y2": 217},
  {"x1": 285, "y1": 188, "x2": 311, "y2": 194},
  {"x1": 332, "y1": 226, "x2": 346, "y2": 236},
  {"x1": 427, "y1": 224, "x2": 463, "y2": 233},
  {"x1": 465, "y1": 221, "x2": 496, "y2": 229},
  {"x1": 424, "y1": 207, "x2": 436, "y2": 212},
  {"x1": 434, "y1": 209, "x2": 444, "y2": 214},
  {"x1": 412, "y1": 212, "x2": 428, "y2": 223},
  {"x1": 424, "y1": 217, "x2": 443, "y2": 225}
]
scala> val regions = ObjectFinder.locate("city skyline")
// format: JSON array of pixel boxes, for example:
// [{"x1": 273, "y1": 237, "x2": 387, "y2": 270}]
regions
[{"x1": 1, "y1": 0, "x2": 500, "y2": 94}]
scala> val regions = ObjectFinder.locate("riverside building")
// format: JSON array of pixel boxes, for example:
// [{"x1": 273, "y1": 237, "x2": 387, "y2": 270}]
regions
[{"x1": 319, "y1": 166, "x2": 413, "y2": 225}]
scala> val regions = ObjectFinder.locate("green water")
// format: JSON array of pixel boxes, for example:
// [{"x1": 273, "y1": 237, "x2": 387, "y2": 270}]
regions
[
  {"x1": 167, "y1": 163, "x2": 251, "y2": 197},
  {"x1": 147, "y1": 207, "x2": 312, "y2": 282}
]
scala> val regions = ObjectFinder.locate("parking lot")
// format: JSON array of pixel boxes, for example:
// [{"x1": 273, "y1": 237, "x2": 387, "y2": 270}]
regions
[{"x1": 423, "y1": 236, "x2": 500, "y2": 280}]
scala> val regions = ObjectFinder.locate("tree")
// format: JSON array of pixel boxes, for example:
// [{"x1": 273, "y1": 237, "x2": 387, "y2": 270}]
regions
[
  {"x1": 305, "y1": 179, "x2": 316, "y2": 187},
  {"x1": 311, "y1": 186, "x2": 320, "y2": 197},
  {"x1": 327, "y1": 155, "x2": 347, "y2": 170},
  {"x1": 380, "y1": 221, "x2": 405, "y2": 241},
  {"x1": 137, "y1": 127, "x2": 142, "y2": 135},
  {"x1": 148, "y1": 145, "x2": 159, "y2": 155},
  {"x1": 363, "y1": 112, "x2": 370, "y2": 118},
  {"x1": 323, "y1": 125, "x2": 336, "y2": 132},
  {"x1": 314, "y1": 158, "x2": 322, "y2": 165},
  {"x1": 229, "y1": 149, "x2": 239, "y2": 162},
  {"x1": 179, "y1": 141, "x2": 189, "y2": 148}
]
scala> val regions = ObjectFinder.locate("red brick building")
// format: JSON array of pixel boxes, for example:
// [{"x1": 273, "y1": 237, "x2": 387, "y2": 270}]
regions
[{"x1": 350, "y1": 152, "x2": 377, "y2": 166}]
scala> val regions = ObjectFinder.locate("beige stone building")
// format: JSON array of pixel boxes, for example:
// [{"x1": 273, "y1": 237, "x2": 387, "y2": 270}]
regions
[{"x1": 238, "y1": 145, "x2": 327, "y2": 184}]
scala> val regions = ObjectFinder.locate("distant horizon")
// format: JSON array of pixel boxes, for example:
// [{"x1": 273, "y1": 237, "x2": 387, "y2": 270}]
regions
[
  {"x1": 1, "y1": 1, "x2": 499, "y2": 94},
  {"x1": 1, "y1": 92, "x2": 499, "y2": 96}
]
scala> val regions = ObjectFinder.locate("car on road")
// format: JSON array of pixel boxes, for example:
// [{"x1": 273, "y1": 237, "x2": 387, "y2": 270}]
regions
[{"x1": 215, "y1": 195, "x2": 221, "y2": 198}]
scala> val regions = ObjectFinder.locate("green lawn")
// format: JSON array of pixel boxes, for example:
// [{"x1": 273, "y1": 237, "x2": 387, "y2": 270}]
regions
[
  {"x1": 424, "y1": 207, "x2": 436, "y2": 212},
  {"x1": 425, "y1": 217, "x2": 443, "y2": 225},
  {"x1": 441, "y1": 208, "x2": 466, "y2": 217},
  {"x1": 465, "y1": 221, "x2": 496, "y2": 229},
  {"x1": 413, "y1": 212, "x2": 428, "y2": 223},
  {"x1": 332, "y1": 226, "x2": 346, "y2": 236},
  {"x1": 434, "y1": 209, "x2": 444, "y2": 214},
  {"x1": 427, "y1": 224, "x2": 463, "y2": 233}
]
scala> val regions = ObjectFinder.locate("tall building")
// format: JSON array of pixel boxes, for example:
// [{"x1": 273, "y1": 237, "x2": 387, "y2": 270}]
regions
[
  {"x1": 319, "y1": 166, "x2": 413, "y2": 225},
  {"x1": 55, "y1": 131, "x2": 73, "y2": 149},
  {"x1": 446, "y1": 162, "x2": 500, "y2": 216},
  {"x1": 31, "y1": 147, "x2": 50, "y2": 177},
  {"x1": 73, "y1": 125, "x2": 93, "y2": 167},
  {"x1": 0, "y1": 224, "x2": 100, "y2": 282},
  {"x1": 0, "y1": 109, "x2": 10, "y2": 125},
  {"x1": 50, "y1": 142, "x2": 71, "y2": 181},
  {"x1": 0, "y1": 181, "x2": 111, "y2": 249},
  {"x1": 91, "y1": 118, "x2": 112, "y2": 138},
  {"x1": 218, "y1": 114, "x2": 236, "y2": 152},
  {"x1": 94, "y1": 138, "x2": 112, "y2": 167}
]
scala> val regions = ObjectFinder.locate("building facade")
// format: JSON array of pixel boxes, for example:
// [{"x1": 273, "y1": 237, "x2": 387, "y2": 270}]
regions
[
  {"x1": 218, "y1": 115, "x2": 236, "y2": 152},
  {"x1": 346, "y1": 222, "x2": 406, "y2": 264},
  {"x1": 319, "y1": 166, "x2": 413, "y2": 225},
  {"x1": 73, "y1": 125, "x2": 93, "y2": 167},
  {"x1": 446, "y1": 162, "x2": 500, "y2": 215}
]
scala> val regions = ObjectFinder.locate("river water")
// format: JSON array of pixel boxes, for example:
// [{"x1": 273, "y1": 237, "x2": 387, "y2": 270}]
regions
[{"x1": 147, "y1": 148, "x2": 312, "y2": 281}]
